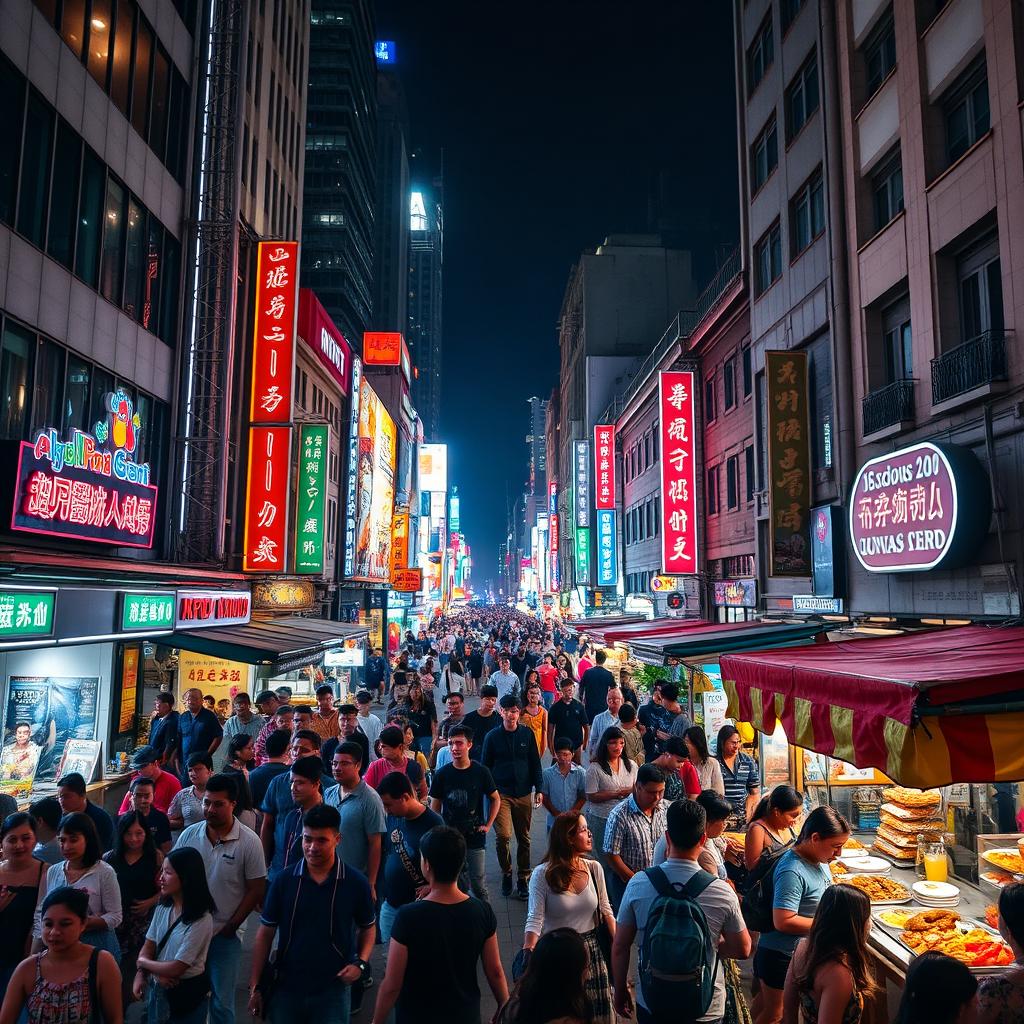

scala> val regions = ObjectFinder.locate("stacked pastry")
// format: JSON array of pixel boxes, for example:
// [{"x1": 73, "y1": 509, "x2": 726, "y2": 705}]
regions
[{"x1": 872, "y1": 786, "x2": 944, "y2": 863}]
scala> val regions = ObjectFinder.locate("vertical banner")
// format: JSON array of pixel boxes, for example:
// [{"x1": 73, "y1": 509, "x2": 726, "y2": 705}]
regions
[
  {"x1": 243, "y1": 426, "x2": 292, "y2": 571},
  {"x1": 766, "y1": 350, "x2": 811, "y2": 576},
  {"x1": 390, "y1": 510, "x2": 410, "y2": 580},
  {"x1": 597, "y1": 509, "x2": 617, "y2": 585},
  {"x1": 294, "y1": 423, "x2": 328, "y2": 575},
  {"x1": 594, "y1": 425, "x2": 616, "y2": 509},
  {"x1": 574, "y1": 527, "x2": 591, "y2": 585},
  {"x1": 659, "y1": 370, "x2": 699, "y2": 574},
  {"x1": 343, "y1": 357, "x2": 363, "y2": 577},
  {"x1": 250, "y1": 242, "x2": 299, "y2": 423},
  {"x1": 550, "y1": 513, "x2": 560, "y2": 591},
  {"x1": 574, "y1": 440, "x2": 590, "y2": 529}
]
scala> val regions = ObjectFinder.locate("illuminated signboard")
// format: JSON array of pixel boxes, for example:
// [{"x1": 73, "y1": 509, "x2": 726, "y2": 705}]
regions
[
  {"x1": 297, "y1": 289, "x2": 351, "y2": 394},
  {"x1": 121, "y1": 593, "x2": 175, "y2": 631},
  {"x1": 392, "y1": 568, "x2": 422, "y2": 592},
  {"x1": 574, "y1": 441, "x2": 590, "y2": 529},
  {"x1": 175, "y1": 589, "x2": 252, "y2": 629},
  {"x1": 0, "y1": 591, "x2": 56, "y2": 638},
  {"x1": 597, "y1": 509, "x2": 617, "y2": 585},
  {"x1": 713, "y1": 579, "x2": 757, "y2": 608},
  {"x1": 242, "y1": 426, "x2": 292, "y2": 572},
  {"x1": 12, "y1": 389, "x2": 158, "y2": 548},
  {"x1": 849, "y1": 441, "x2": 990, "y2": 573},
  {"x1": 594, "y1": 425, "x2": 615, "y2": 510},
  {"x1": 449, "y1": 495, "x2": 460, "y2": 533},
  {"x1": 548, "y1": 480, "x2": 557, "y2": 515},
  {"x1": 250, "y1": 242, "x2": 299, "y2": 424},
  {"x1": 363, "y1": 332, "x2": 404, "y2": 366},
  {"x1": 294, "y1": 424, "x2": 329, "y2": 575},
  {"x1": 658, "y1": 370, "x2": 699, "y2": 574},
  {"x1": 343, "y1": 356, "x2": 363, "y2": 577},
  {"x1": 418, "y1": 444, "x2": 448, "y2": 492},
  {"x1": 350, "y1": 377, "x2": 396, "y2": 582},
  {"x1": 766, "y1": 351, "x2": 811, "y2": 576},
  {"x1": 375, "y1": 39, "x2": 396, "y2": 64},
  {"x1": 574, "y1": 527, "x2": 591, "y2": 585},
  {"x1": 390, "y1": 510, "x2": 410, "y2": 580}
]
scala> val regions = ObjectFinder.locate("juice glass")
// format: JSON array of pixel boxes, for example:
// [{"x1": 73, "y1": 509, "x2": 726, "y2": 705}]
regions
[{"x1": 924, "y1": 843, "x2": 948, "y2": 883}]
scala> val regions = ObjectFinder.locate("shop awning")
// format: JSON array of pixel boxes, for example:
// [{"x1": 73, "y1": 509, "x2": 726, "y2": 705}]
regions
[
  {"x1": 567, "y1": 615, "x2": 649, "y2": 634},
  {"x1": 163, "y1": 616, "x2": 368, "y2": 675},
  {"x1": 590, "y1": 617, "x2": 712, "y2": 646},
  {"x1": 720, "y1": 625, "x2": 1024, "y2": 788},
  {"x1": 630, "y1": 620, "x2": 825, "y2": 665}
]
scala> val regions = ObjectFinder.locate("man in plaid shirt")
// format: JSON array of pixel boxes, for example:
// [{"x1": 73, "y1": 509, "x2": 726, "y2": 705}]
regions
[{"x1": 602, "y1": 763, "x2": 668, "y2": 911}]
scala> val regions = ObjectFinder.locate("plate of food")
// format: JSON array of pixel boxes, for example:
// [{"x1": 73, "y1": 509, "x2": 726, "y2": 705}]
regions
[
  {"x1": 838, "y1": 856, "x2": 890, "y2": 874},
  {"x1": 873, "y1": 907, "x2": 916, "y2": 930},
  {"x1": 830, "y1": 861, "x2": 849, "y2": 877},
  {"x1": 981, "y1": 869, "x2": 1016, "y2": 889},
  {"x1": 843, "y1": 837, "x2": 867, "y2": 852},
  {"x1": 980, "y1": 848, "x2": 1024, "y2": 876},
  {"x1": 838, "y1": 874, "x2": 911, "y2": 904},
  {"x1": 898, "y1": 909, "x2": 1014, "y2": 970}
]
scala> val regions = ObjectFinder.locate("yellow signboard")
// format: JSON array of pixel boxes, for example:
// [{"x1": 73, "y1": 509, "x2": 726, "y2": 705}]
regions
[{"x1": 176, "y1": 651, "x2": 253, "y2": 703}]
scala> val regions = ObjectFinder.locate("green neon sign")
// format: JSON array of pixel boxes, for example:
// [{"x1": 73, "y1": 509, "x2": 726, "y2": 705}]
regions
[
  {"x1": 122, "y1": 593, "x2": 175, "y2": 630},
  {"x1": 0, "y1": 591, "x2": 55, "y2": 637},
  {"x1": 295, "y1": 424, "x2": 329, "y2": 575},
  {"x1": 575, "y1": 528, "x2": 591, "y2": 585}
]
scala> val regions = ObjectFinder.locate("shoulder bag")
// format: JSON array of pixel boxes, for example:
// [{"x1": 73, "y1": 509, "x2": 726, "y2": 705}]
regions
[
  {"x1": 586, "y1": 860, "x2": 613, "y2": 969},
  {"x1": 155, "y1": 916, "x2": 211, "y2": 1016}
]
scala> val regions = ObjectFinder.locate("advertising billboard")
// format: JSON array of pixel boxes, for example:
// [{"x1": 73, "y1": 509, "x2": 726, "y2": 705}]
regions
[
  {"x1": 574, "y1": 440, "x2": 590, "y2": 529},
  {"x1": 658, "y1": 370, "x2": 698, "y2": 574},
  {"x1": 343, "y1": 357, "x2": 362, "y2": 577},
  {"x1": 597, "y1": 509, "x2": 617, "y2": 586},
  {"x1": 294, "y1": 424, "x2": 328, "y2": 575},
  {"x1": 417, "y1": 443, "x2": 448, "y2": 493},
  {"x1": 594, "y1": 425, "x2": 616, "y2": 509},
  {"x1": 250, "y1": 242, "x2": 298, "y2": 424},
  {"x1": 296, "y1": 289, "x2": 351, "y2": 394},
  {"x1": 350, "y1": 378, "x2": 396, "y2": 582},
  {"x1": 242, "y1": 426, "x2": 292, "y2": 572}
]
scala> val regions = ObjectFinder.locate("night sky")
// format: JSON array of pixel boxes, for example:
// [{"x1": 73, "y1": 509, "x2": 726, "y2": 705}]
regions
[{"x1": 376, "y1": 1, "x2": 740, "y2": 585}]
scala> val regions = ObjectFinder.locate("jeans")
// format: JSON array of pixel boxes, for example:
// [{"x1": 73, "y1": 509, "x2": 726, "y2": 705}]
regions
[
  {"x1": 607, "y1": 870, "x2": 628, "y2": 914},
  {"x1": 270, "y1": 983, "x2": 351, "y2": 1024},
  {"x1": 206, "y1": 933, "x2": 242, "y2": 1024},
  {"x1": 148, "y1": 982, "x2": 209, "y2": 1024},
  {"x1": 379, "y1": 899, "x2": 400, "y2": 946},
  {"x1": 494, "y1": 793, "x2": 533, "y2": 881},
  {"x1": 414, "y1": 735, "x2": 433, "y2": 758},
  {"x1": 460, "y1": 846, "x2": 490, "y2": 901}
]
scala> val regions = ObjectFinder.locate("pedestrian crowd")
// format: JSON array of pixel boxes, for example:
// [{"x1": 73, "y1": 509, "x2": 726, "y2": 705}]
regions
[{"x1": 0, "y1": 605, "x2": 1021, "y2": 1024}]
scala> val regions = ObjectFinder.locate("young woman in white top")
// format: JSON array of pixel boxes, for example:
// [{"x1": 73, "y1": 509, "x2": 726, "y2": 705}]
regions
[
  {"x1": 523, "y1": 812, "x2": 615, "y2": 1024},
  {"x1": 33, "y1": 813, "x2": 122, "y2": 959},
  {"x1": 683, "y1": 725, "x2": 726, "y2": 795},
  {"x1": 582, "y1": 727, "x2": 637, "y2": 864}
]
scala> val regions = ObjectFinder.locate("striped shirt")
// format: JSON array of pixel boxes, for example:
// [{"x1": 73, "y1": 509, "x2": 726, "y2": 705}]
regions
[
  {"x1": 718, "y1": 752, "x2": 759, "y2": 821},
  {"x1": 603, "y1": 794, "x2": 669, "y2": 874}
]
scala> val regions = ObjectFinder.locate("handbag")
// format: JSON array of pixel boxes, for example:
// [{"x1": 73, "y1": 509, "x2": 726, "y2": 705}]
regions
[
  {"x1": 155, "y1": 916, "x2": 211, "y2": 1016},
  {"x1": 586, "y1": 861, "x2": 613, "y2": 969}
]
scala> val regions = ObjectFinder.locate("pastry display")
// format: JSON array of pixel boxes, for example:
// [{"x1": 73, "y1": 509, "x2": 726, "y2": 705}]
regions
[
  {"x1": 898, "y1": 910, "x2": 1014, "y2": 967},
  {"x1": 981, "y1": 849, "x2": 1024, "y2": 875},
  {"x1": 838, "y1": 874, "x2": 910, "y2": 903},
  {"x1": 883, "y1": 787, "x2": 943, "y2": 809},
  {"x1": 872, "y1": 788, "x2": 944, "y2": 864}
]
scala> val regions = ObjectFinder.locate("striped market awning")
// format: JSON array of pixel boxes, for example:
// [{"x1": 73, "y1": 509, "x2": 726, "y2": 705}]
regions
[{"x1": 720, "y1": 625, "x2": 1024, "y2": 788}]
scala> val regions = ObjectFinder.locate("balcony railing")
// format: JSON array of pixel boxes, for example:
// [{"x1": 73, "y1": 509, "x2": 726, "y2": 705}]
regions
[
  {"x1": 862, "y1": 378, "x2": 915, "y2": 435},
  {"x1": 931, "y1": 329, "x2": 1009, "y2": 405}
]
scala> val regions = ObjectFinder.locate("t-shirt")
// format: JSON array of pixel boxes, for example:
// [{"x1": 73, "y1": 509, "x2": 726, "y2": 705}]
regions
[
  {"x1": 390, "y1": 897, "x2": 497, "y2": 1024},
  {"x1": 177, "y1": 708, "x2": 223, "y2": 762},
  {"x1": 248, "y1": 762, "x2": 289, "y2": 808},
  {"x1": 138, "y1": 809, "x2": 172, "y2": 848},
  {"x1": 428, "y1": 763, "x2": 496, "y2": 851},
  {"x1": 323, "y1": 780, "x2": 387, "y2": 875},
  {"x1": 83, "y1": 800, "x2": 115, "y2": 852},
  {"x1": 460, "y1": 710, "x2": 500, "y2": 760},
  {"x1": 146, "y1": 904, "x2": 214, "y2": 979},
  {"x1": 363, "y1": 756, "x2": 424, "y2": 792},
  {"x1": 580, "y1": 665, "x2": 617, "y2": 720},
  {"x1": 168, "y1": 786, "x2": 206, "y2": 830},
  {"x1": 260, "y1": 770, "x2": 333, "y2": 876},
  {"x1": 757, "y1": 849, "x2": 832, "y2": 955},
  {"x1": 617, "y1": 858, "x2": 745, "y2": 1021},
  {"x1": 381, "y1": 807, "x2": 444, "y2": 908},
  {"x1": 536, "y1": 664, "x2": 559, "y2": 693},
  {"x1": 547, "y1": 698, "x2": 589, "y2": 749},
  {"x1": 117, "y1": 770, "x2": 182, "y2": 815}
]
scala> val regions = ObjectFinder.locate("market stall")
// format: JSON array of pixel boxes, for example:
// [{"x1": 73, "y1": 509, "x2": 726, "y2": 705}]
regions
[{"x1": 720, "y1": 624, "x2": 1024, "y2": 1022}]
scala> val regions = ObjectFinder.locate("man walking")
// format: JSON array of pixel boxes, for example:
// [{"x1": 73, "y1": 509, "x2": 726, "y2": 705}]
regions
[
  {"x1": 579, "y1": 649, "x2": 617, "y2": 723},
  {"x1": 173, "y1": 687, "x2": 223, "y2": 782},
  {"x1": 248, "y1": 803, "x2": 375, "y2": 1024},
  {"x1": 147, "y1": 692, "x2": 179, "y2": 765},
  {"x1": 312, "y1": 683, "x2": 341, "y2": 741},
  {"x1": 603, "y1": 764, "x2": 668, "y2": 911},
  {"x1": 481, "y1": 696, "x2": 543, "y2": 899},
  {"x1": 461, "y1": 684, "x2": 501, "y2": 759},
  {"x1": 354, "y1": 689, "x2": 383, "y2": 749},
  {"x1": 546, "y1": 677, "x2": 589, "y2": 764},
  {"x1": 540, "y1": 737, "x2": 587, "y2": 828},
  {"x1": 56, "y1": 773, "x2": 115, "y2": 851},
  {"x1": 251, "y1": 690, "x2": 283, "y2": 765},
  {"x1": 489, "y1": 654, "x2": 520, "y2": 702},
  {"x1": 247, "y1": 729, "x2": 291, "y2": 808},
  {"x1": 117, "y1": 745, "x2": 181, "y2": 814},
  {"x1": 175, "y1": 773, "x2": 265, "y2": 1024},
  {"x1": 429, "y1": 725, "x2": 499, "y2": 901},
  {"x1": 587, "y1": 686, "x2": 625, "y2": 759},
  {"x1": 215, "y1": 692, "x2": 265, "y2": 771}
]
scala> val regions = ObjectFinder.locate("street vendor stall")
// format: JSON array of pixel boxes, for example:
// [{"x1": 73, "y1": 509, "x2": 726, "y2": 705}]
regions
[{"x1": 720, "y1": 624, "x2": 1024, "y2": 1022}]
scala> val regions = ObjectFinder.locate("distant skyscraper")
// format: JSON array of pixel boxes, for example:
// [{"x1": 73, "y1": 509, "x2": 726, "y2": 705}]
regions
[
  {"x1": 408, "y1": 181, "x2": 444, "y2": 439},
  {"x1": 302, "y1": 0, "x2": 377, "y2": 346},
  {"x1": 527, "y1": 397, "x2": 548, "y2": 495}
]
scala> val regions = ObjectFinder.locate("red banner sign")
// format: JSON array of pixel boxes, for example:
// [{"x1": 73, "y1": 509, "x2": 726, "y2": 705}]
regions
[
  {"x1": 250, "y1": 242, "x2": 299, "y2": 424},
  {"x1": 242, "y1": 426, "x2": 292, "y2": 572},
  {"x1": 659, "y1": 370, "x2": 699, "y2": 573},
  {"x1": 297, "y1": 288, "x2": 351, "y2": 394},
  {"x1": 594, "y1": 425, "x2": 615, "y2": 510}
]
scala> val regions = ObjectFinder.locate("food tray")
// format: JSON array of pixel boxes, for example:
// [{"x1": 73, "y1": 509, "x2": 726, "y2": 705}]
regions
[
  {"x1": 892, "y1": 918, "x2": 1012, "y2": 974},
  {"x1": 837, "y1": 876, "x2": 911, "y2": 904},
  {"x1": 872, "y1": 908, "x2": 916, "y2": 930},
  {"x1": 980, "y1": 848, "x2": 1024, "y2": 875}
]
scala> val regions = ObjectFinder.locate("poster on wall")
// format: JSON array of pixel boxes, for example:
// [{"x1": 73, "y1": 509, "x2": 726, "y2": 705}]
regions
[
  {"x1": 56, "y1": 739, "x2": 103, "y2": 784},
  {"x1": 352, "y1": 379, "x2": 396, "y2": 581},
  {"x1": 3, "y1": 676, "x2": 99, "y2": 784},
  {"x1": 176, "y1": 652, "x2": 253, "y2": 701},
  {"x1": 0, "y1": 720, "x2": 42, "y2": 788},
  {"x1": 117, "y1": 647, "x2": 140, "y2": 734}
]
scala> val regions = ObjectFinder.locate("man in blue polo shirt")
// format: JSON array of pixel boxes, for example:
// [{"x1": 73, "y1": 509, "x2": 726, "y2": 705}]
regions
[
  {"x1": 172, "y1": 687, "x2": 223, "y2": 783},
  {"x1": 247, "y1": 803, "x2": 375, "y2": 1024}
]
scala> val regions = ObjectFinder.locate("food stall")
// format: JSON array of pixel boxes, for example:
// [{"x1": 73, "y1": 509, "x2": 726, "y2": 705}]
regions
[{"x1": 720, "y1": 624, "x2": 1024, "y2": 1021}]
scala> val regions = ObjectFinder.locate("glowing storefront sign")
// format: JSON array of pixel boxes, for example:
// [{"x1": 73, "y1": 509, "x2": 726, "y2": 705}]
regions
[{"x1": 658, "y1": 370, "x2": 699, "y2": 573}]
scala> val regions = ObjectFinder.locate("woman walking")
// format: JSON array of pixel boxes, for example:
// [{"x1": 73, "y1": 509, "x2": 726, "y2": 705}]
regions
[
  {"x1": 717, "y1": 724, "x2": 760, "y2": 830},
  {"x1": 523, "y1": 813, "x2": 615, "y2": 1024},
  {"x1": 403, "y1": 681, "x2": 438, "y2": 759},
  {"x1": 583, "y1": 727, "x2": 637, "y2": 865},
  {"x1": 683, "y1": 725, "x2": 725, "y2": 795},
  {"x1": 500, "y1": 928, "x2": 593, "y2": 1024},
  {"x1": 0, "y1": 812, "x2": 47, "y2": 993},
  {"x1": 521, "y1": 679, "x2": 548, "y2": 757},
  {"x1": 1, "y1": 886, "x2": 122, "y2": 1024},
  {"x1": 167, "y1": 753, "x2": 212, "y2": 831},
  {"x1": 222, "y1": 735, "x2": 257, "y2": 830},
  {"x1": 133, "y1": 847, "x2": 215, "y2": 1024},
  {"x1": 443, "y1": 654, "x2": 467, "y2": 697}
]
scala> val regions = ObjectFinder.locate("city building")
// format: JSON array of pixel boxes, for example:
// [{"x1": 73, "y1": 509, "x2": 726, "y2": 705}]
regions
[
  {"x1": 302, "y1": 0, "x2": 377, "y2": 346},
  {"x1": 527, "y1": 395, "x2": 548, "y2": 495},
  {"x1": 408, "y1": 180, "x2": 444, "y2": 438},
  {"x1": 833, "y1": 0, "x2": 1024, "y2": 619}
]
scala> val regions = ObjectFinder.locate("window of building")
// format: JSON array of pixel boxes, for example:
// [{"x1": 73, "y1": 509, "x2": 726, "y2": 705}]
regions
[
  {"x1": 705, "y1": 374, "x2": 717, "y2": 422},
  {"x1": 122, "y1": 198, "x2": 146, "y2": 322},
  {"x1": 18, "y1": 91, "x2": 54, "y2": 248},
  {"x1": 131, "y1": 16, "x2": 153, "y2": 138},
  {"x1": 881, "y1": 296, "x2": 912, "y2": 383},
  {"x1": 790, "y1": 168, "x2": 825, "y2": 257},
  {"x1": 99, "y1": 175, "x2": 126, "y2": 304},
  {"x1": 781, "y1": 0, "x2": 806, "y2": 32},
  {"x1": 109, "y1": 0, "x2": 134, "y2": 116},
  {"x1": 75, "y1": 146, "x2": 105, "y2": 288},
  {"x1": 754, "y1": 221, "x2": 782, "y2": 295},
  {"x1": 750, "y1": 115, "x2": 778, "y2": 193},
  {"x1": 943, "y1": 58, "x2": 990, "y2": 164},
  {"x1": 742, "y1": 346, "x2": 752, "y2": 397},
  {"x1": 652, "y1": 423, "x2": 659, "y2": 460},
  {"x1": 726, "y1": 455, "x2": 739, "y2": 510},
  {"x1": 872, "y1": 149, "x2": 904, "y2": 232},
  {"x1": 957, "y1": 237, "x2": 1003, "y2": 342},
  {"x1": 47, "y1": 119, "x2": 81, "y2": 269},
  {"x1": 863, "y1": 8, "x2": 896, "y2": 97},
  {"x1": 32, "y1": 336, "x2": 64, "y2": 434},
  {"x1": 785, "y1": 53, "x2": 819, "y2": 142},
  {"x1": 747, "y1": 15, "x2": 774, "y2": 95},
  {"x1": 0, "y1": 320, "x2": 33, "y2": 440},
  {"x1": 644, "y1": 432, "x2": 652, "y2": 467},
  {"x1": 60, "y1": 0, "x2": 86, "y2": 59},
  {"x1": 0, "y1": 58, "x2": 24, "y2": 225},
  {"x1": 745, "y1": 446, "x2": 755, "y2": 503},
  {"x1": 706, "y1": 466, "x2": 719, "y2": 516},
  {"x1": 64, "y1": 355, "x2": 90, "y2": 432},
  {"x1": 807, "y1": 333, "x2": 834, "y2": 471},
  {"x1": 86, "y1": 0, "x2": 113, "y2": 88},
  {"x1": 724, "y1": 357, "x2": 736, "y2": 410}
]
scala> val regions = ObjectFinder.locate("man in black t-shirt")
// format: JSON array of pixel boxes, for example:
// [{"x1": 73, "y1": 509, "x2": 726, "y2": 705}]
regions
[
  {"x1": 429, "y1": 725, "x2": 499, "y2": 901},
  {"x1": 546, "y1": 678, "x2": 590, "y2": 764},
  {"x1": 460, "y1": 685, "x2": 500, "y2": 760},
  {"x1": 579, "y1": 648, "x2": 617, "y2": 721}
]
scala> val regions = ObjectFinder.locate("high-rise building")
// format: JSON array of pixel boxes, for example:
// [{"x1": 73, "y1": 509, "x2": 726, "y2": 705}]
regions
[
  {"x1": 302, "y1": 0, "x2": 377, "y2": 346},
  {"x1": 408, "y1": 180, "x2": 443, "y2": 438},
  {"x1": 526, "y1": 396, "x2": 548, "y2": 495},
  {"x1": 372, "y1": 53, "x2": 409, "y2": 333}
]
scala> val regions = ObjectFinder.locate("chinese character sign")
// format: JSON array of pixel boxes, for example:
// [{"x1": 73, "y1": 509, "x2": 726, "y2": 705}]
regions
[
  {"x1": 0, "y1": 592, "x2": 55, "y2": 638},
  {"x1": 574, "y1": 440, "x2": 590, "y2": 529},
  {"x1": 597, "y1": 509, "x2": 617, "y2": 586},
  {"x1": 594, "y1": 425, "x2": 616, "y2": 510},
  {"x1": 390, "y1": 510, "x2": 410, "y2": 581},
  {"x1": 658, "y1": 370, "x2": 699, "y2": 575},
  {"x1": 575, "y1": 527, "x2": 591, "y2": 585},
  {"x1": 766, "y1": 351, "x2": 811, "y2": 576},
  {"x1": 343, "y1": 357, "x2": 363, "y2": 577},
  {"x1": 250, "y1": 242, "x2": 299, "y2": 424},
  {"x1": 243, "y1": 426, "x2": 292, "y2": 572},
  {"x1": 294, "y1": 424, "x2": 328, "y2": 575}
]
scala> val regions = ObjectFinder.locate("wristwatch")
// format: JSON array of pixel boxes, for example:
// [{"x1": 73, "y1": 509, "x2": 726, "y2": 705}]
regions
[{"x1": 351, "y1": 957, "x2": 370, "y2": 976}]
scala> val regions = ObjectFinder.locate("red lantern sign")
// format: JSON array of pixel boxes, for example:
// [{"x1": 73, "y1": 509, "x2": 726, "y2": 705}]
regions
[
  {"x1": 594, "y1": 425, "x2": 616, "y2": 510},
  {"x1": 250, "y1": 242, "x2": 299, "y2": 424},
  {"x1": 242, "y1": 426, "x2": 292, "y2": 572},
  {"x1": 658, "y1": 370, "x2": 699, "y2": 574}
]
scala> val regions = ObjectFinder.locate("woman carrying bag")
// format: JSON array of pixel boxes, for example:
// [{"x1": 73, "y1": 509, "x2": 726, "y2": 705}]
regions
[{"x1": 443, "y1": 655, "x2": 467, "y2": 698}]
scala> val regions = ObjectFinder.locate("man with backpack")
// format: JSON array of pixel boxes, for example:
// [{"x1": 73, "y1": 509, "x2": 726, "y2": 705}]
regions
[{"x1": 612, "y1": 799, "x2": 751, "y2": 1024}]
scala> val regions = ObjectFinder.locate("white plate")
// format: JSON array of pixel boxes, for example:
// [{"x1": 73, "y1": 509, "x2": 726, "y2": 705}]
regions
[
  {"x1": 913, "y1": 880, "x2": 960, "y2": 900},
  {"x1": 839, "y1": 856, "x2": 890, "y2": 873},
  {"x1": 980, "y1": 848, "x2": 1024, "y2": 875}
]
